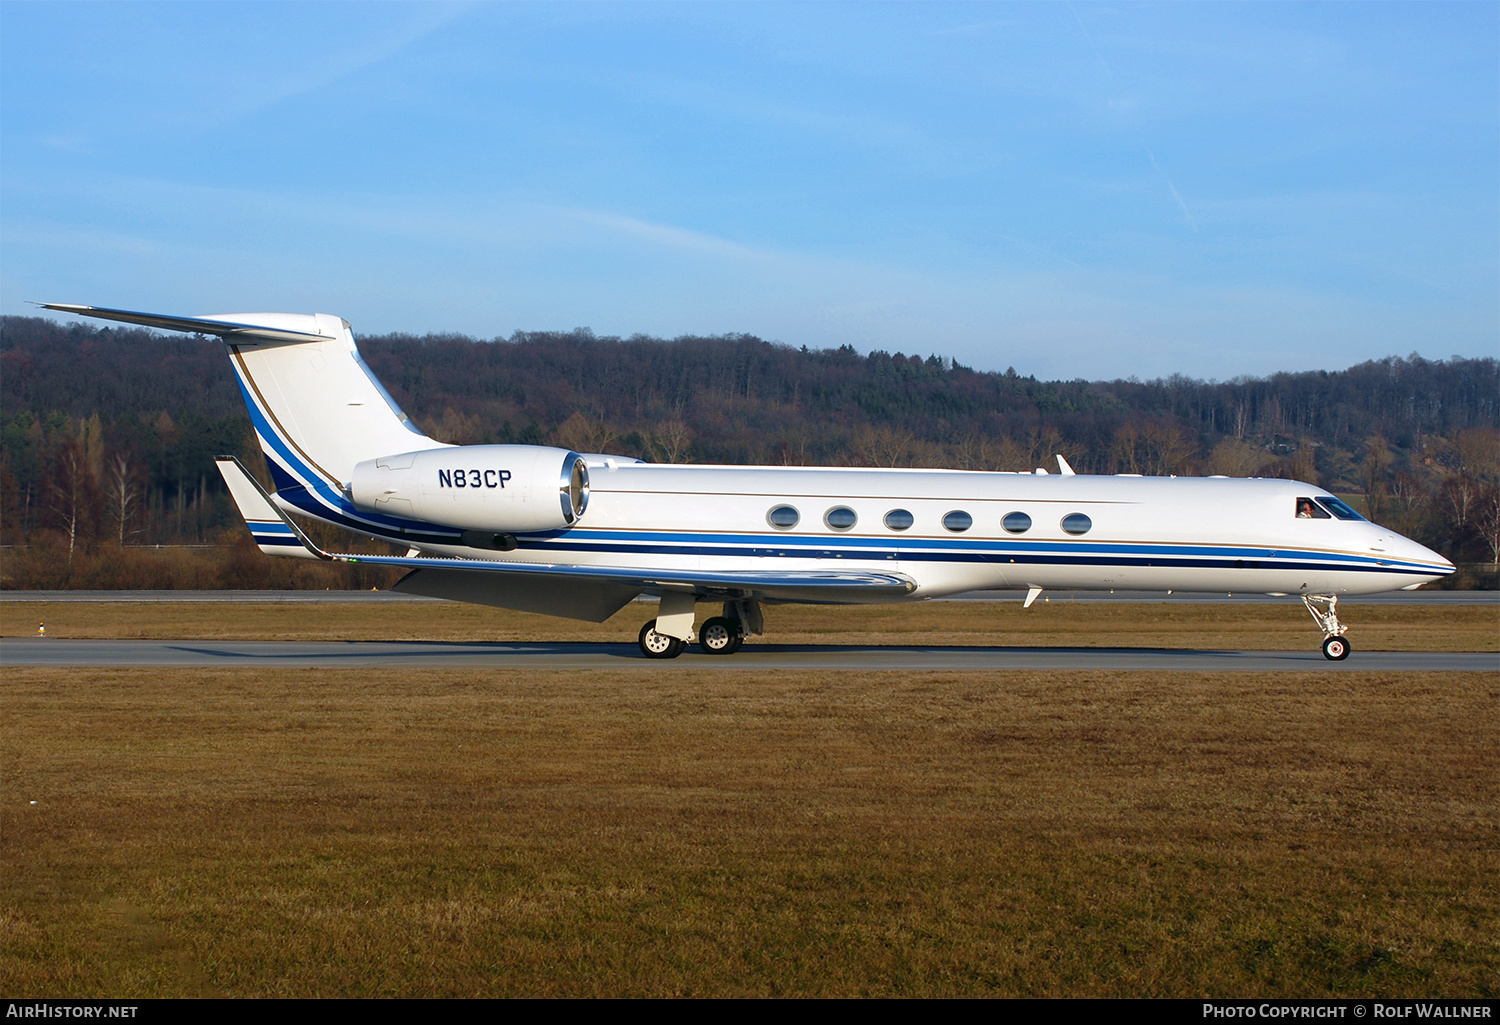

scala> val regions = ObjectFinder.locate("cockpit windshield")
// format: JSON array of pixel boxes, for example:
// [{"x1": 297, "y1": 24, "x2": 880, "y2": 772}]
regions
[{"x1": 1316, "y1": 496, "x2": 1364, "y2": 521}]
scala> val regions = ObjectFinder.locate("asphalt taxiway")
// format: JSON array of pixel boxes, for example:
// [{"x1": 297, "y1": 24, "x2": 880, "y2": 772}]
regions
[{"x1": 3, "y1": 637, "x2": 1494, "y2": 671}]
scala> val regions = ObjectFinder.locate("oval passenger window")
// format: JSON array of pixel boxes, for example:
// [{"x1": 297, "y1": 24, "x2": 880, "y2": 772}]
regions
[
  {"x1": 883, "y1": 509, "x2": 914, "y2": 531},
  {"x1": 1061, "y1": 513, "x2": 1092, "y2": 536},
  {"x1": 824, "y1": 506, "x2": 857, "y2": 530},
  {"x1": 1002, "y1": 511, "x2": 1032, "y2": 534},
  {"x1": 767, "y1": 505, "x2": 800, "y2": 529},
  {"x1": 942, "y1": 510, "x2": 973, "y2": 532}
]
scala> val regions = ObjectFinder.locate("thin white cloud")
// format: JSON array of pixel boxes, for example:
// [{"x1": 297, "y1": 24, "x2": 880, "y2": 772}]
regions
[
  {"x1": 929, "y1": 19, "x2": 1021, "y2": 37},
  {"x1": 8, "y1": 168, "x2": 1493, "y2": 380},
  {"x1": 990, "y1": 233, "x2": 1086, "y2": 271},
  {"x1": 195, "y1": 3, "x2": 472, "y2": 130},
  {"x1": 634, "y1": 74, "x2": 927, "y2": 154},
  {"x1": 3, "y1": 221, "x2": 160, "y2": 257},
  {"x1": 556, "y1": 207, "x2": 773, "y2": 264}
]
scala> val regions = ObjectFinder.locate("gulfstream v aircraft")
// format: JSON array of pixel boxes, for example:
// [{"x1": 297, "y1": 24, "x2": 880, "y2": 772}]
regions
[{"x1": 40, "y1": 303, "x2": 1455, "y2": 660}]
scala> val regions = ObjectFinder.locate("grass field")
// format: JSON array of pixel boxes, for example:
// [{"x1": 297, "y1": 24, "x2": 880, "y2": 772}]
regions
[
  {"x1": 3, "y1": 598, "x2": 1497, "y2": 651},
  {"x1": 3, "y1": 663, "x2": 1496, "y2": 997}
]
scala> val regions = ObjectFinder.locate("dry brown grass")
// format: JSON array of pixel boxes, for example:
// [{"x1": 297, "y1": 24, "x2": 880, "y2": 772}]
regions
[
  {"x1": 2, "y1": 666, "x2": 1495, "y2": 997},
  {"x1": 2, "y1": 598, "x2": 1495, "y2": 651}
]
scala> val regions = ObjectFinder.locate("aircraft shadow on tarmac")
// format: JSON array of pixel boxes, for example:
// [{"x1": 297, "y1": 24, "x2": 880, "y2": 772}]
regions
[
  {"x1": 3, "y1": 636, "x2": 1485, "y2": 668},
  {"x1": 162, "y1": 640, "x2": 1335, "y2": 664}
]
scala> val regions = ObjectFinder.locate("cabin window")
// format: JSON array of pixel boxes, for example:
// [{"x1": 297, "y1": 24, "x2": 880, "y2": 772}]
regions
[
  {"x1": 824, "y1": 506, "x2": 858, "y2": 530},
  {"x1": 1002, "y1": 511, "x2": 1032, "y2": 534},
  {"x1": 942, "y1": 510, "x2": 973, "y2": 532},
  {"x1": 1316, "y1": 497, "x2": 1364, "y2": 521},
  {"x1": 883, "y1": 509, "x2": 914, "y2": 531},
  {"x1": 1060, "y1": 513, "x2": 1092, "y2": 535},
  {"x1": 767, "y1": 505, "x2": 800, "y2": 529},
  {"x1": 1296, "y1": 497, "x2": 1331, "y2": 519}
]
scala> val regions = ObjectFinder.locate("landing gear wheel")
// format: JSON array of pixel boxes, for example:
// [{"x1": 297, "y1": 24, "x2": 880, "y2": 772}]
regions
[
  {"x1": 725, "y1": 633, "x2": 744, "y2": 654},
  {"x1": 1321, "y1": 635, "x2": 1350, "y2": 661},
  {"x1": 699, "y1": 617, "x2": 741, "y2": 655},
  {"x1": 639, "y1": 620, "x2": 685, "y2": 659}
]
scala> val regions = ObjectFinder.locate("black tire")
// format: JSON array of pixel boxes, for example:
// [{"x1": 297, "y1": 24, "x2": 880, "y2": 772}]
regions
[
  {"x1": 639, "y1": 620, "x2": 685, "y2": 659},
  {"x1": 1321, "y1": 635, "x2": 1350, "y2": 661},
  {"x1": 725, "y1": 633, "x2": 744, "y2": 654},
  {"x1": 699, "y1": 617, "x2": 740, "y2": 655}
]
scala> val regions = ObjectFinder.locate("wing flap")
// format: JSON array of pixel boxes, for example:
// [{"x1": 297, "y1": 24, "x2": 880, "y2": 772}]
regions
[
  {"x1": 392, "y1": 567, "x2": 643, "y2": 622},
  {"x1": 350, "y1": 554, "x2": 916, "y2": 603}
]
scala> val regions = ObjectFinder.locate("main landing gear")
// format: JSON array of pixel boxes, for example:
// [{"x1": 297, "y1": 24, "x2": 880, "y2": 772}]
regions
[
  {"x1": 638, "y1": 620, "x2": 686, "y2": 659},
  {"x1": 638, "y1": 616, "x2": 743, "y2": 658},
  {"x1": 1303, "y1": 594, "x2": 1351, "y2": 661},
  {"x1": 697, "y1": 617, "x2": 744, "y2": 655},
  {"x1": 637, "y1": 599, "x2": 760, "y2": 659}
]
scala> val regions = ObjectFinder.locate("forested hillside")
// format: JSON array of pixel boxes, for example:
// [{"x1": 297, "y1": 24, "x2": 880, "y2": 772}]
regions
[{"x1": 2, "y1": 315, "x2": 1496, "y2": 587}]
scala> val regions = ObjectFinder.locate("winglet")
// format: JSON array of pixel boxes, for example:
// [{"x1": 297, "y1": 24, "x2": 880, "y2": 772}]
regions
[
  {"x1": 1056, "y1": 454, "x2": 1076, "y2": 475},
  {"x1": 215, "y1": 456, "x2": 330, "y2": 560}
]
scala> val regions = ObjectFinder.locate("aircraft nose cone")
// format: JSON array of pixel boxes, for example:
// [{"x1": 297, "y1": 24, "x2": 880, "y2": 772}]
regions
[{"x1": 1401, "y1": 536, "x2": 1454, "y2": 574}]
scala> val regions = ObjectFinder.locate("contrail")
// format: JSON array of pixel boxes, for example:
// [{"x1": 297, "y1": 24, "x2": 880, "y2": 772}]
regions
[{"x1": 1069, "y1": 3, "x2": 1197, "y2": 232}]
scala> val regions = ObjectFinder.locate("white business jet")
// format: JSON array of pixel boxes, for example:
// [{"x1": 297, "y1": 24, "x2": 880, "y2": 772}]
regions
[{"x1": 39, "y1": 304, "x2": 1454, "y2": 660}]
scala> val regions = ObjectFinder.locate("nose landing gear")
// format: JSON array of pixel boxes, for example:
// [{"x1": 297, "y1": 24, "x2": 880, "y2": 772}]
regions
[
  {"x1": 1321, "y1": 635, "x2": 1350, "y2": 660},
  {"x1": 1303, "y1": 594, "x2": 1352, "y2": 661}
]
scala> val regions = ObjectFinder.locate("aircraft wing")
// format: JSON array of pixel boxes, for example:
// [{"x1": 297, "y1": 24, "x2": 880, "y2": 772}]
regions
[{"x1": 216, "y1": 456, "x2": 916, "y2": 620}]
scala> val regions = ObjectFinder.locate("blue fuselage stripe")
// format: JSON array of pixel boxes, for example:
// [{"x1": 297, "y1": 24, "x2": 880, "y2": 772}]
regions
[{"x1": 500, "y1": 536, "x2": 1435, "y2": 577}]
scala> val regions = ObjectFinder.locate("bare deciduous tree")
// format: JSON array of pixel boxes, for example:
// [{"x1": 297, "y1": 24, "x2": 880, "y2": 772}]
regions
[
  {"x1": 647, "y1": 419, "x2": 695, "y2": 463},
  {"x1": 107, "y1": 454, "x2": 142, "y2": 545},
  {"x1": 552, "y1": 412, "x2": 618, "y2": 455},
  {"x1": 1473, "y1": 482, "x2": 1500, "y2": 569},
  {"x1": 1206, "y1": 438, "x2": 1274, "y2": 478},
  {"x1": 46, "y1": 440, "x2": 99, "y2": 564}
]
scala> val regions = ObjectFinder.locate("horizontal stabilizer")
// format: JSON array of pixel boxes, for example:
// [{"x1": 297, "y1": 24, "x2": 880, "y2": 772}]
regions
[
  {"x1": 215, "y1": 456, "x2": 328, "y2": 560},
  {"x1": 35, "y1": 303, "x2": 333, "y2": 344}
]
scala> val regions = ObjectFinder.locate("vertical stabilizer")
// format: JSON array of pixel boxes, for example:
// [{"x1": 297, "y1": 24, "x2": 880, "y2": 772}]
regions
[
  {"x1": 34, "y1": 304, "x2": 444, "y2": 498},
  {"x1": 221, "y1": 313, "x2": 442, "y2": 492}
]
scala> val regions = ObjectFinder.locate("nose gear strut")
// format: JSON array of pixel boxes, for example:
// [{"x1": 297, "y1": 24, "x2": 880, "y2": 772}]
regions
[{"x1": 1302, "y1": 594, "x2": 1351, "y2": 661}]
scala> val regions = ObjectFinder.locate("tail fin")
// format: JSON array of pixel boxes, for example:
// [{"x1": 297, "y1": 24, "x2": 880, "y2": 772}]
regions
[
  {"x1": 224, "y1": 314, "x2": 441, "y2": 497},
  {"x1": 37, "y1": 304, "x2": 439, "y2": 496}
]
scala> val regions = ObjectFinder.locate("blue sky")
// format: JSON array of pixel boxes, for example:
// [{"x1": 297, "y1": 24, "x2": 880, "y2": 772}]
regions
[{"x1": 2, "y1": 2, "x2": 1495, "y2": 380}]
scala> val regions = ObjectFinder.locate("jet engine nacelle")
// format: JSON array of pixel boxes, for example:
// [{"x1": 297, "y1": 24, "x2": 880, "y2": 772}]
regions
[{"x1": 349, "y1": 445, "x2": 589, "y2": 532}]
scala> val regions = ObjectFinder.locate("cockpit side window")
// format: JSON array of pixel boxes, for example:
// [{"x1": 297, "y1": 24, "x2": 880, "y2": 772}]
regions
[
  {"x1": 1296, "y1": 497, "x2": 1331, "y2": 519},
  {"x1": 1316, "y1": 497, "x2": 1364, "y2": 521}
]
